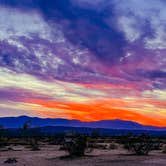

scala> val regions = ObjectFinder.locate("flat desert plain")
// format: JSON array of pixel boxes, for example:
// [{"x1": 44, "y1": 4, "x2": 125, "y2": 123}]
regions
[{"x1": 0, "y1": 145, "x2": 165, "y2": 166}]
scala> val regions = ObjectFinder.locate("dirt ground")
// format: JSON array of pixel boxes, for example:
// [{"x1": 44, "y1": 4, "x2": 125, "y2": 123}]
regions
[{"x1": 0, "y1": 145, "x2": 165, "y2": 166}]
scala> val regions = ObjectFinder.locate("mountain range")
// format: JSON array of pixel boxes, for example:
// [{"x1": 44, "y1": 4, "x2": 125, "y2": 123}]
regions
[{"x1": 0, "y1": 116, "x2": 165, "y2": 131}]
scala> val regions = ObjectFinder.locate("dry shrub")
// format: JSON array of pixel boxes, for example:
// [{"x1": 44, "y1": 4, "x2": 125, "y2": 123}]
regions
[
  {"x1": 4, "y1": 158, "x2": 17, "y2": 164},
  {"x1": 63, "y1": 135, "x2": 87, "y2": 157},
  {"x1": 124, "y1": 134, "x2": 153, "y2": 155}
]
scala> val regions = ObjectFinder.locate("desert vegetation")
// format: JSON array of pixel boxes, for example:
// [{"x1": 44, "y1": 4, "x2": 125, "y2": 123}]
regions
[
  {"x1": 122, "y1": 134, "x2": 153, "y2": 155},
  {"x1": 0, "y1": 127, "x2": 165, "y2": 166},
  {"x1": 62, "y1": 133, "x2": 87, "y2": 157}
]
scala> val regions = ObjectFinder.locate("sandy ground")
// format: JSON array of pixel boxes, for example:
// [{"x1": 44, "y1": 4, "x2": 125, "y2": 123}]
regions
[{"x1": 0, "y1": 145, "x2": 165, "y2": 166}]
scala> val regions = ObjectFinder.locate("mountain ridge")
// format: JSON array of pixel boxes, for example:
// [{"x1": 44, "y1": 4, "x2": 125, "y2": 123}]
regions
[{"x1": 0, "y1": 116, "x2": 165, "y2": 130}]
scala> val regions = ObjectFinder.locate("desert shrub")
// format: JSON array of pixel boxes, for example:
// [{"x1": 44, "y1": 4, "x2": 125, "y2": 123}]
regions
[
  {"x1": 4, "y1": 158, "x2": 17, "y2": 164},
  {"x1": 7, "y1": 147, "x2": 14, "y2": 151},
  {"x1": 64, "y1": 135, "x2": 87, "y2": 157},
  {"x1": 151, "y1": 142, "x2": 162, "y2": 150},
  {"x1": 124, "y1": 134, "x2": 152, "y2": 155}
]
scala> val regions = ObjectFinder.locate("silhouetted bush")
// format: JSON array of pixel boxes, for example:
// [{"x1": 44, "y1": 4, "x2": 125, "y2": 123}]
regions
[
  {"x1": 4, "y1": 158, "x2": 17, "y2": 164},
  {"x1": 151, "y1": 142, "x2": 162, "y2": 150},
  {"x1": 64, "y1": 134, "x2": 87, "y2": 157},
  {"x1": 124, "y1": 134, "x2": 152, "y2": 155}
]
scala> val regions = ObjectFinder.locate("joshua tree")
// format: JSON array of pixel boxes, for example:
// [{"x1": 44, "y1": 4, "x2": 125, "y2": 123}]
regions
[{"x1": 22, "y1": 120, "x2": 32, "y2": 143}]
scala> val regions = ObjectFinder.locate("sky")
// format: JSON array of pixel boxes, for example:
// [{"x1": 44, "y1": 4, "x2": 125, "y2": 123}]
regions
[{"x1": 0, "y1": 0, "x2": 165, "y2": 127}]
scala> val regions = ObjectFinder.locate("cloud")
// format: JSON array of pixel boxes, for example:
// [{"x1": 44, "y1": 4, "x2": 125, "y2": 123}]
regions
[
  {"x1": 0, "y1": 67, "x2": 108, "y2": 103},
  {"x1": 0, "y1": 0, "x2": 165, "y2": 84},
  {"x1": 0, "y1": 88, "x2": 50, "y2": 101},
  {"x1": 71, "y1": 0, "x2": 109, "y2": 10},
  {"x1": 0, "y1": 67, "x2": 165, "y2": 126},
  {"x1": 114, "y1": 0, "x2": 166, "y2": 49},
  {"x1": 0, "y1": 7, "x2": 52, "y2": 41},
  {"x1": 143, "y1": 89, "x2": 166, "y2": 101}
]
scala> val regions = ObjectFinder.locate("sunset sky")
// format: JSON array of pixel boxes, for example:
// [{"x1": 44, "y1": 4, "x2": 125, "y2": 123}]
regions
[{"x1": 0, "y1": 0, "x2": 165, "y2": 127}]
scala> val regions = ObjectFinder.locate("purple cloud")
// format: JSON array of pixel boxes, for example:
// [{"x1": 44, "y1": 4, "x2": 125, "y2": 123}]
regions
[{"x1": 0, "y1": 0, "x2": 165, "y2": 89}]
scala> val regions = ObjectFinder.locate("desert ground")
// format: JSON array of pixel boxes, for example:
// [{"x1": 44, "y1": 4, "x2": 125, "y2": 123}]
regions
[{"x1": 0, "y1": 144, "x2": 166, "y2": 166}]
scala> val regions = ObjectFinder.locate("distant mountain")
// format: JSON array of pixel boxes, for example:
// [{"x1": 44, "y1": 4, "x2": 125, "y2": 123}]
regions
[
  {"x1": 0, "y1": 116, "x2": 166, "y2": 131},
  {"x1": 2, "y1": 126, "x2": 166, "y2": 137},
  {"x1": 39, "y1": 126, "x2": 166, "y2": 136}
]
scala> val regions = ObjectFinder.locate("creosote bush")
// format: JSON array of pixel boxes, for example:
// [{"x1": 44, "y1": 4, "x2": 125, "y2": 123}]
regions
[
  {"x1": 124, "y1": 134, "x2": 152, "y2": 155},
  {"x1": 64, "y1": 134, "x2": 87, "y2": 157},
  {"x1": 4, "y1": 158, "x2": 17, "y2": 164}
]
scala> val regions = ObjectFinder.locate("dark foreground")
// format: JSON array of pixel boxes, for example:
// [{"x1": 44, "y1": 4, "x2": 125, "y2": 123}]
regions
[
  {"x1": 0, "y1": 145, "x2": 166, "y2": 166},
  {"x1": 0, "y1": 126, "x2": 166, "y2": 166}
]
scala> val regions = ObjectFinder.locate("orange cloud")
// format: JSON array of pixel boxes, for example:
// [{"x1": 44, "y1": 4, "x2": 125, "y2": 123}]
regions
[{"x1": 24, "y1": 98, "x2": 166, "y2": 127}]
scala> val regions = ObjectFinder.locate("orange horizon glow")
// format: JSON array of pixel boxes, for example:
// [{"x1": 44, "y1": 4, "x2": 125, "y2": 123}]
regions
[
  {"x1": 0, "y1": 70, "x2": 165, "y2": 128},
  {"x1": 24, "y1": 98, "x2": 166, "y2": 127}
]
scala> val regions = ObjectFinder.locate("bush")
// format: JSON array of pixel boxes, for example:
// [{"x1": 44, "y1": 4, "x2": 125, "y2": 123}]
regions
[
  {"x1": 64, "y1": 135, "x2": 87, "y2": 157},
  {"x1": 151, "y1": 142, "x2": 162, "y2": 150},
  {"x1": 4, "y1": 158, "x2": 17, "y2": 164},
  {"x1": 124, "y1": 134, "x2": 152, "y2": 155}
]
